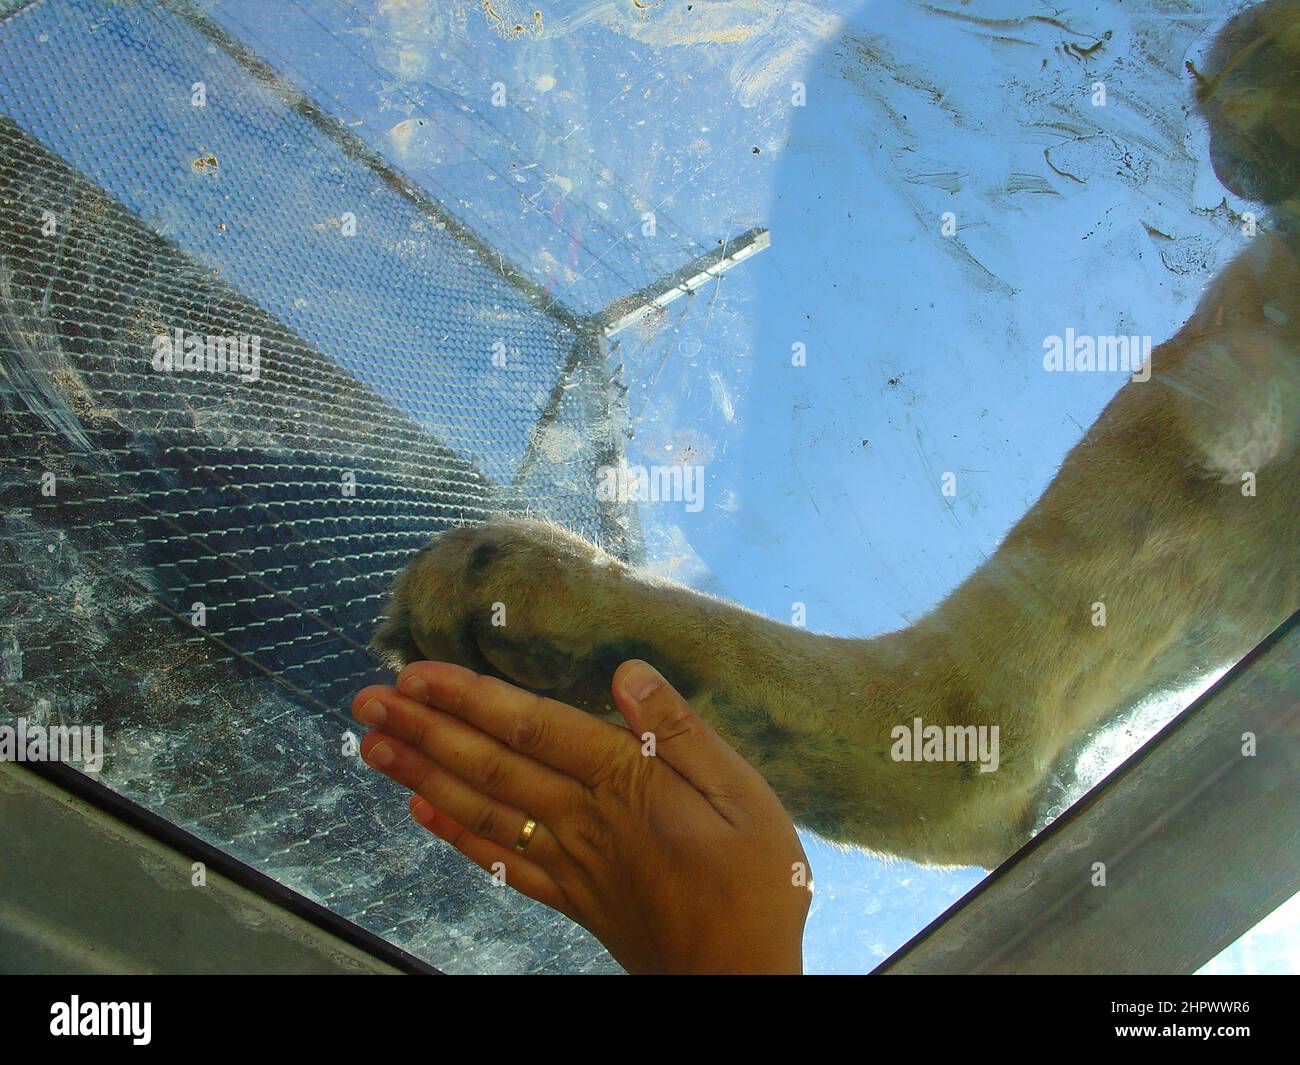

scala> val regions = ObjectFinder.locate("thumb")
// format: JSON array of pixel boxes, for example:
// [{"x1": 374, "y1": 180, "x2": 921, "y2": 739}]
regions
[{"x1": 611, "y1": 660, "x2": 753, "y2": 805}]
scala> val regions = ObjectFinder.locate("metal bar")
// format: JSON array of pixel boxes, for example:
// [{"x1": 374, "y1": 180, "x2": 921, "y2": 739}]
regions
[
  {"x1": 506, "y1": 326, "x2": 643, "y2": 564},
  {"x1": 598, "y1": 227, "x2": 770, "y2": 338},
  {"x1": 588, "y1": 330, "x2": 644, "y2": 563},
  {"x1": 516, "y1": 224, "x2": 771, "y2": 496},
  {"x1": 509, "y1": 328, "x2": 593, "y2": 493},
  {"x1": 510, "y1": 225, "x2": 770, "y2": 561},
  {"x1": 878, "y1": 609, "x2": 1300, "y2": 974}
]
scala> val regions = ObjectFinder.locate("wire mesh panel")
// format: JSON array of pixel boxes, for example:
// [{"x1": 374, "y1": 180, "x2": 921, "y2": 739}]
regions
[{"x1": 0, "y1": 0, "x2": 642, "y2": 972}]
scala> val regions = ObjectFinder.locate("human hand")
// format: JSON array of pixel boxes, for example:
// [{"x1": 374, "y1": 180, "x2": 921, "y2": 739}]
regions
[{"x1": 352, "y1": 659, "x2": 812, "y2": 974}]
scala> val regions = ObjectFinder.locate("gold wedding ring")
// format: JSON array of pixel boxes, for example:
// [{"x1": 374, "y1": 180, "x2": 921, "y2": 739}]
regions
[{"x1": 514, "y1": 816, "x2": 538, "y2": 852}]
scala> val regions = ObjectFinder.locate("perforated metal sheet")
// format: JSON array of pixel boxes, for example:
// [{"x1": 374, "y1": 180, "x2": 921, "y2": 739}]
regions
[{"x1": 0, "y1": 0, "x2": 652, "y2": 973}]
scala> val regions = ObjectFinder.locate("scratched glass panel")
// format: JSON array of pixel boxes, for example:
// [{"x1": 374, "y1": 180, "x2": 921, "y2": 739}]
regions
[{"x1": 2, "y1": 0, "x2": 1291, "y2": 975}]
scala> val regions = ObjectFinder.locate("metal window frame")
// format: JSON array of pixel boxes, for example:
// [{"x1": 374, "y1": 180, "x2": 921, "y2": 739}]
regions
[{"x1": 5, "y1": 757, "x2": 442, "y2": 975}]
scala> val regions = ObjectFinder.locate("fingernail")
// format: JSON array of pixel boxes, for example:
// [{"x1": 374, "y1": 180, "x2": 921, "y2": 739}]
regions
[
  {"x1": 399, "y1": 675, "x2": 428, "y2": 701},
  {"x1": 410, "y1": 797, "x2": 433, "y2": 824},
  {"x1": 357, "y1": 699, "x2": 386, "y2": 726},
  {"x1": 366, "y1": 741, "x2": 395, "y2": 768},
  {"x1": 622, "y1": 660, "x2": 662, "y2": 702}
]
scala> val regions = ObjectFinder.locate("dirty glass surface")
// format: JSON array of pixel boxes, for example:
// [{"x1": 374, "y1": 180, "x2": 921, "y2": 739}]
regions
[{"x1": 0, "y1": 0, "x2": 1289, "y2": 973}]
